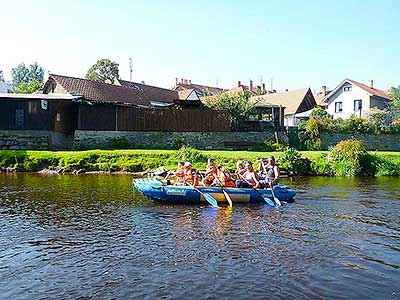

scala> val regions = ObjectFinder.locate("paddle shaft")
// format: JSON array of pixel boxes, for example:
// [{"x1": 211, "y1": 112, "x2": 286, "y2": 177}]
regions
[
  {"x1": 193, "y1": 186, "x2": 219, "y2": 208},
  {"x1": 238, "y1": 173, "x2": 278, "y2": 206},
  {"x1": 213, "y1": 176, "x2": 233, "y2": 206}
]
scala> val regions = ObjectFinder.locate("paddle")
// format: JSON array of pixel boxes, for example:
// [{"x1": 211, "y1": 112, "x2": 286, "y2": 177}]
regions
[
  {"x1": 193, "y1": 186, "x2": 219, "y2": 208},
  {"x1": 214, "y1": 176, "x2": 233, "y2": 206},
  {"x1": 268, "y1": 179, "x2": 281, "y2": 207},
  {"x1": 238, "y1": 174, "x2": 277, "y2": 207}
]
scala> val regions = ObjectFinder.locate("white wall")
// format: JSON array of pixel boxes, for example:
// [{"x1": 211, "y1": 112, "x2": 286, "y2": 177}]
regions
[{"x1": 326, "y1": 83, "x2": 370, "y2": 119}]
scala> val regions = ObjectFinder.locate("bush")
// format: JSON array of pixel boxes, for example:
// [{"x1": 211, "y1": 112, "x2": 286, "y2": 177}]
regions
[
  {"x1": 345, "y1": 116, "x2": 373, "y2": 134},
  {"x1": 172, "y1": 136, "x2": 188, "y2": 150},
  {"x1": 328, "y1": 139, "x2": 373, "y2": 176},
  {"x1": 310, "y1": 153, "x2": 331, "y2": 175},
  {"x1": 365, "y1": 108, "x2": 393, "y2": 133},
  {"x1": 173, "y1": 146, "x2": 206, "y2": 162},
  {"x1": 277, "y1": 147, "x2": 311, "y2": 175},
  {"x1": 254, "y1": 140, "x2": 285, "y2": 152},
  {"x1": 110, "y1": 138, "x2": 131, "y2": 149}
]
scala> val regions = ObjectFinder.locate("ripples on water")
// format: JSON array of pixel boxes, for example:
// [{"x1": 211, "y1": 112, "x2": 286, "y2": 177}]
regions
[{"x1": 0, "y1": 174, "x2": 399, "y2": 300}]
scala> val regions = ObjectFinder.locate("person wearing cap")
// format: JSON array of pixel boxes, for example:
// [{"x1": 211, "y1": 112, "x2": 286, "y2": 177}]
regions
[
  {"x1": 201, "y1": 158, "x2": 218, "y2": 187},
  {"x1": 183, "y1": 162, "x2": 198, "y2": 186}
]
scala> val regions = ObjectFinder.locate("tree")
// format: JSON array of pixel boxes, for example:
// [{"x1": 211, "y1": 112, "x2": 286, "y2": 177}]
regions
[
  {"x1": 205, "y1": 91, "x2": 255, "y2": 127},
  {"x1": 11, "y1": 62, "x2": 44, "y2": 87},
  {"x1": 86, "y1": 59, "x2": 119, "y2": 83},
  {"x1": 0, "y1": 70, "x2": 4, "y2": 82},
  {"x1": 389, "y1": 86, "x2": 400, "y2": 120},
  {"x1": 309, "y1": 106, "x2": 330, "y2": 119},
  {"x1": 12, "y1": 80, "x2": 43, "y2": 94}
]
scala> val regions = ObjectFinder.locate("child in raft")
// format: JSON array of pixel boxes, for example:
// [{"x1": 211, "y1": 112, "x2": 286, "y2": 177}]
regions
[
  {"x1": 183, "y1": 162, "x2": 198, "y2": 186},
  {"x1": 201, "y1": 158, "x2": 218, "y2": 187},
  {"x1": 166, "y1": 161, "x2": 185, "y2": 185},
  {"x1": 256, "y1": 156, "x2": 280, "y2": 187},
  {"x1": 214, "y1": 164, "x2": 235, "y2": 187}
]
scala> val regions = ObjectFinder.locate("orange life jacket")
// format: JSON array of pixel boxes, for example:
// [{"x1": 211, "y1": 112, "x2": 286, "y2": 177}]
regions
[
  {"x1": 184, "y1": 168, "x2": 198, "y2": 186},
  {"x1": 218, "y1": 170, "x2": 235, "y2": 187},
  {"x1": 205, "y1": 164, "x2": 217, "y2": 181},
  {"x1": 174, "y1": 168, "x2": 185, "y2": 185}
]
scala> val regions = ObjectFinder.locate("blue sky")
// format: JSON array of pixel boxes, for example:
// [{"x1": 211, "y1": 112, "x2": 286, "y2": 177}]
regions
[{"x1": 1, "y1": 0, "x2": 399, "y2": 92}]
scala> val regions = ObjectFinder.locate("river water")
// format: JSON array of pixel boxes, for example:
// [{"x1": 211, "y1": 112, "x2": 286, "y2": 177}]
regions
[{"x1": 0, "y1": 174, "x2": 399, "y2": 300}]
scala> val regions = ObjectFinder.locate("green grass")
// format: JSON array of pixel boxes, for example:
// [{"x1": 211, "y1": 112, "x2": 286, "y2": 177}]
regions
[{"x1": 1, "y1": 149, "x2": 400, "y2": 175}]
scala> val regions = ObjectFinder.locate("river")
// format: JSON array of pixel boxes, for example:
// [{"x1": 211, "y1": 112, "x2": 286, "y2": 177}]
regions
[{"x1": 0, "y1": 174, "x2": 399, "y2": 300}]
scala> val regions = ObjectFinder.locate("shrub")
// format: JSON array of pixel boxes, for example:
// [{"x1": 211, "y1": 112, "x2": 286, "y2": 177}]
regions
[
  {"x1": 254, "y1": 140, "x2": 285, "y2": 152},
  {"x1": 310, "y1": 107, "x2": 330, "y2": 119},
  {"x1": 110, "y1": 138, "x2": 131, "y2": 149},
  {"x1": 310, "y1": 153, "x2": 331, "y2": 175},
  {"x1": 365, "y1": 108, "x2": 393, "y2": 133},
  {"x1": 277, "y1": 147, "x2": 311, "y2": 175},
  {"x1": 345, "y1": 116, "x2": 373, "y2": 134},
  {"x1": 328, "y1": 139, "x2": 373, "y2": 176},
  {"x1": 173, "y1": 146, "x2": 206, "y2": 163},
  {"x1": 172, "y1": 136, "x2": 188, "y2": 150}
]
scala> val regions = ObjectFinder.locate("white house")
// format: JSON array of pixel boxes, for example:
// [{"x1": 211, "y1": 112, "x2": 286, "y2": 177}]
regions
[
  {"x1": 322, "y1": 79, "x2": 390, "y2": 119},
  {"x1": 0, "y1": 82, "x2": 13, "y2": 93}
]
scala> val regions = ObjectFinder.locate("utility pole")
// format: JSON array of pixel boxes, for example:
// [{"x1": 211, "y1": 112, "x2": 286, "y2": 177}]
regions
[
  {"x1": 216, "y1": 79, "x2": 218, "y2": 88},
  {"x1": 129, "y1": 58, "x2": 133, "y2": 82},
  {"x1": 270, "y1": 77, "x2": 274, "y2": 91}
]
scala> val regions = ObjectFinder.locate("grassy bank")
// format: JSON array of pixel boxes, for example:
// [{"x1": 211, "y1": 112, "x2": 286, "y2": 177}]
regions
[{"x1": 0, "y1": 148, "x2": 400, "y2": 176}]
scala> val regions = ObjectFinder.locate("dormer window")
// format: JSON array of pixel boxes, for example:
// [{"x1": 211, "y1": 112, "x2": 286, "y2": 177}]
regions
[{"x1": 343, "y1": 86, "x2": 352, "y2": 92}]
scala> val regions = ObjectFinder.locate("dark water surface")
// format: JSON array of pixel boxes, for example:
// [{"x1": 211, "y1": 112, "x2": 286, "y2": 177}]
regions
[{"x1": 0, "y1": 174, "x2": 399, "y2": 300}]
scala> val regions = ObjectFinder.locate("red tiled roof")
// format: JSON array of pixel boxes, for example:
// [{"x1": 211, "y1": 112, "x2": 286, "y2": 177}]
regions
[
  {"x1": 348, "y1": 79, "x2": 390, "y2": 100},
  {"x1": 48, "y1": 74, "x2": 150, "y2": 106},
  {"x1": 119, "y1": 80, "x2": 178, "y2": 103},
  {"x1": 174, "y1": 83, "x2": 223, "y2": 96}
]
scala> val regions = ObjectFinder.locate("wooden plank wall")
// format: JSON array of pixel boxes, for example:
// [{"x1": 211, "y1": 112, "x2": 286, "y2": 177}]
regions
[{"x1": 117, "y1": 107, "x2": 231, "y2": 132}]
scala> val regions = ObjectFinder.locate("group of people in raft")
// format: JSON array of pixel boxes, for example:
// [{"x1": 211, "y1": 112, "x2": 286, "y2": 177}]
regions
[{"x1": 166, "y1": 156, "x2": 279, "y2": 189}]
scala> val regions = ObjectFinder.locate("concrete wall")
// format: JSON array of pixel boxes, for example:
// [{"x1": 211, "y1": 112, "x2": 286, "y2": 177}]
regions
[
  {"x1": 74, "y1": 130, "x2": 288, "y2": 150},
  {"x1": 0, "y1": 130, "x2": 73, "y2": 150},
  {"x1": 320, "y1": 133, "x2": 400, "y2": 151}
]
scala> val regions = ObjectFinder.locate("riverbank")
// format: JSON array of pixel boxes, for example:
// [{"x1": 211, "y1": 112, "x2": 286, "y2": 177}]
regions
[{"x1": 1, "y1": 148, "x2": 400, "y2": 176}]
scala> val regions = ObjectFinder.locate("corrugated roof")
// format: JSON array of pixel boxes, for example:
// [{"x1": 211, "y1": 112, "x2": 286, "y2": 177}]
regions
[{"x1": 251, "y1": 88, "x2": 310, "y2": 115}]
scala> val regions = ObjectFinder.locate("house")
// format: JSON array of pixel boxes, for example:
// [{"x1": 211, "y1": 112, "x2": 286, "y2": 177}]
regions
[
  {"x1": 229, "y1": 80, "x2": 268, "y2": 96},
  {"x1": 173, "y1": 78, "x2": 224, "y2": 97},
  {"x1": 322, "y1": 79, "x2": 391, "y2": 119},
  {"x1": 251, "y1": 88, "x2": 317, "y2": 126},
  {"x1": 0, "y1": 74, "x2": 230, "y2": 149},
  {"x1": 0, "y1": 82, "x2": 13, "y2": 93}
]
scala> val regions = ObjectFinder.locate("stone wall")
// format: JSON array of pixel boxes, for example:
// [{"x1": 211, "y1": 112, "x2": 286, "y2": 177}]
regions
[
  {"x1": 320, "y1": 133, "x2": 400, "y2": 151},
  {"x1": 0, "y1": 130, "x2": 74, "y2": 150},
  {"x1": 74, "y1": 130, "x2": 288, "y2": 150}
]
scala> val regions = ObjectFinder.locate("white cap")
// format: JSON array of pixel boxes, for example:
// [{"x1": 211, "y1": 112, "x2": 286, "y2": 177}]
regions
[{"x1": 184, "y1": 162, "x2": 192, "y2": 167}]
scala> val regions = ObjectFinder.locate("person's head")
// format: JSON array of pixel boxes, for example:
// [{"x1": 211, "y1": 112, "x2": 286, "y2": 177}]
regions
[
  {"x1": 236, "y1": 160, "x2": 244, "y2": 170},
  {"x1": 178, "y1": 161, "x2": 184, "y2": 168},
  {"x1": 245, "y1": 162, "x2": 254, "y2": 171},
  {"x1": 268, "y1": 156, "x2": 276, "y2": 166},
  {"x1": 184, "y1": 162, "x2": 192, "y2": 169},
  {"x1": 207, "y1": 158, "x2": 214, "y2": 166},
  {"x1": 217, "y1": 164, "x2": 225, "y2": 172}
]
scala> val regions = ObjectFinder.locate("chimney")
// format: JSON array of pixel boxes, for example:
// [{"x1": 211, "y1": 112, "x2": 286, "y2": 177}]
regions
[
  {"x1": 184, "y1": 79, "x2": 188, "y2": 84},
  {"x1": 188, "y1": 79, "x2": 191, "y2": 85},
  {"x1": 322, "y1": 85, "x2": 327, "y2": 96},
  {"x1": 285, "y1": 89, "x2": 289, "y2": 92},
  {"x1": 238, "y1": 80, "x2": 241, "y2": 87},
  {"x1": 369, "y1": 80, "x2": 374, "y2": 89},
  {"x1": 262, "y1": 83, "x2": 266, "y2": 93},
  {"x1": 181, "y1": 78, "x2": 184, "y2": 84},
  {"x1": 249, "y1": 80, "x2": 253, "y2": 91},
  {"x1": 175, "y1": 77, "x2": 178, "y2": 85}
]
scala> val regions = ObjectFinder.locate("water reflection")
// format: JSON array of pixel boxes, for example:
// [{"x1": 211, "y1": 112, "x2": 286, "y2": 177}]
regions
[{"x1": 0, "y1": 174, "x2": 399, "y2": 300}]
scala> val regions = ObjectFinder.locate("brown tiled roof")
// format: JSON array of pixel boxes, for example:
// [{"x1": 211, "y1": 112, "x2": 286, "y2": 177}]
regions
[
  {"x1": 119, "y1": 80, "x2": 178, "y2": 103},
  {"x1": 348, "y1": 79, "x2": 390, "y2": 100},
  {"x1": 48, "y1": 74, "x2": 150, "y2": 106},
  {"x1": 251, "y1": 88, "x2": 312, "y2": 115},
  {"x1": 174, "y1": 83, "x2": 223, "y2": 96}
]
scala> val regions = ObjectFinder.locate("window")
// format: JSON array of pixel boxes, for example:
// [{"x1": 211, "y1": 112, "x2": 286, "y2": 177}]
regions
[
  {"x1": 343, "y1": 86, "x2": 352, "y2": 92},
  {"x1": 335, "y1": 102, "x2": 343, "y2": 113},
  {"x1": 354, "y1": 99, "x2": 362, "y2": 111}
]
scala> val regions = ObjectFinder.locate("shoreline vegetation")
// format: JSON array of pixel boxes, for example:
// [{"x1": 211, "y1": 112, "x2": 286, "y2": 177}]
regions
[{"x1": 1, "y1": 140, "x2": 400, "y2": 177}]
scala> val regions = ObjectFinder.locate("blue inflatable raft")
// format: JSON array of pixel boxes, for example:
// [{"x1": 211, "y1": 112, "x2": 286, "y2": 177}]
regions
[{"x1": 133, "y1": 178, "x2": 296, "y2": 205}]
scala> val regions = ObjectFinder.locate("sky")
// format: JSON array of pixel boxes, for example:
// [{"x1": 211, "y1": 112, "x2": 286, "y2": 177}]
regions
[{"x1": 0, "y1": 0, "x2": 399, "y2": 92}]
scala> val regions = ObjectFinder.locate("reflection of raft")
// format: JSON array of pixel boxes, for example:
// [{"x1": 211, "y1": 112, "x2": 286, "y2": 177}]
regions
[{"x1": 133, "y1": 178, "x2": 296, "y2": 204}]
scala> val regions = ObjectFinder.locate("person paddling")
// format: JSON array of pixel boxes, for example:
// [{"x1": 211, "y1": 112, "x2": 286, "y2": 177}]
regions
[
  {"x1": 201, "y1": 158, "x2": 217, "y2": 187},
  {"x1": 216, "y1": 165, "x2": 235, "y2": 187},
  {"x1": 264, "y1": 156, "x2": 280, "y2": 187},
  {"x1": 236, "y1": 162, "x2": 260, "y2": 189},
  {"x1": 183, "y1": 162, "x2": 198, "y2": 186},
  {"x1": 166, "y1": 161, "x2": 185, "y2": 185}
]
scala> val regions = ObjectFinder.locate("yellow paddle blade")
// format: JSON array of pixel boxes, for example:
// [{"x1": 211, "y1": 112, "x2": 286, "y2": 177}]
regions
[{"x1": 222, "y1": 189, "x2": 233, "y2": 206}]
